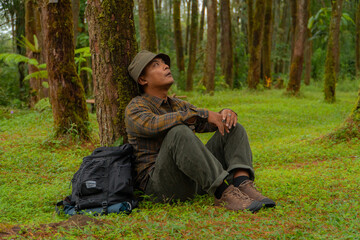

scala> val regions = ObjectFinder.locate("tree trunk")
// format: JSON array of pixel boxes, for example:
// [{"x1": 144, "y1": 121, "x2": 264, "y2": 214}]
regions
[
  {"x1": 274, "y1": 0, "x2": 288, "y2": 74},
  {"x1": 198, "y1": 0, "x2": 206, "y2": 43},
  {"x1": 173, "y1": 0, "x2": 185, "y2": 72},
  {"x1": 261, "y1": 0, "x2": 273, "y2": 85},
  {"x1": 40, "y1": 0, "x2": 90, "y2": 139},
  {"x1": 16, "y1": 0, "x2": 26, "y2": 101},
  {"x1": 138, "y1": 0, "x2": 157, "y2": 52},
  {"x1": 356, "y1": 1, "x2": 360, "y2": 77},
  {"x1": 287, "y1": 0, "x2": 307, "y2": 95},
  {"x1": 247, "y1": 0, "x2": 266, "y2": 89},
  {"x1": 87, "y1": 0, "x2": 138, "y2": 146},
  {"x1": 26, "y1": 0, "x2": 47, "y2": 108},
  {"x1": 202, "y1": 0, "x2": 217, "y2": 93},
  {"x1": 324, "y1": 0, "x2": 343, "y2": 103},
  {"x1": 185, "y1": 0, "x2": 191, "y2": 55},
  {"x1": 304, "y1": 0, "x2": 312, "y2": 86},
  {"x1": 72, "y1": 0, "x2": 80, "y2": 47},
  {"x1": 247, "y1": 0, "x2": 253, "y2": 49},
  {"x1": 290, "y1": 0, "x2": 297, "y2": 63},
  {"x1": 186, "y1": 0, "x2": 198, "y2": 91},
  {"x1": 220, "y1": 0, "x2": 233, "y2": 88}
]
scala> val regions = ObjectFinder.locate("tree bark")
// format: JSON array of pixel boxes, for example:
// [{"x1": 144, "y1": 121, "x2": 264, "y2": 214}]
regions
[
  {"x1": 356, "y1": 1, "x2": 360, "y2": 77},
  {"x1": 261, "y1": 0, "x2": 273, "y2": 85},
  {"x1": 198, "y1": 0, "x2": 206, "y2": 43},
  {"x1": 138, "y1": 0, "x2": 157, "y2": 52},
  {"x1": 185, "y1": 0, "x2": 191, "y2": 55},
  {"x1": 173, "y1": 0, "x2": 185, "y2": 72},
  {"x1": 324, "y1": 0, "x2": 343, "y2": 103},
  {"x1": 186, "y1": 0, "x2": 198, "y2": 91},
  {"x1": 71, "y1": 0, "x2": 80, "y2": 47},
  {"x1": 290, "y1": 0, "x2": 297, "y2": 63},
  {"x1": 16, "y1": 0, "x2": 26, "y2": 101},
  {"x1": 40, "y1": 0, "x2": 90, "y2": 139},
  {"x1": 87, "y1": 0, "x2": 138, "y2": 145},
  {"x1": 304, "y1": 0, "x2": 312, "y2": 86},
  {"x1": 274, "y1": 0, "x2": 288, "y2": 74},
  {"x1": 220, "y1": 0, "x2": 233, "y2": 88},
  {"x1": 247, "y1": 0, "x2": 253, "y2": 49},
  {"x1": 26, "y1": 0, "x2": 47, "y2": 108},
  {"x1": 287, "y1": 0, "x2": 307, "y2": 95},
  {"x1": 203, "y1": 0, "x2": 217, "y2": 93},
  {"x1": 247, "y1": 0, "x2": 266, "y2": 89}
]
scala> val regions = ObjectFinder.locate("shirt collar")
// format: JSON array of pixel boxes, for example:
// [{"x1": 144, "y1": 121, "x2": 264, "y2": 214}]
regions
[{"x1": 142, "y1": 93, "x2": 174, "y2": 108}]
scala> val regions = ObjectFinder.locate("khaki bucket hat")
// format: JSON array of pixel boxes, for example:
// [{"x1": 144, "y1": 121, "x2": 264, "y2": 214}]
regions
[{"x1": 128, "y1": 50, "x2": 171, "y2": 83}]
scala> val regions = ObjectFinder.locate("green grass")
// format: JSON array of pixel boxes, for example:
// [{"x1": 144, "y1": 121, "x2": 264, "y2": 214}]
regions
[{"x1": 1, "y1": 85, "x2": 360, "y2": 239}]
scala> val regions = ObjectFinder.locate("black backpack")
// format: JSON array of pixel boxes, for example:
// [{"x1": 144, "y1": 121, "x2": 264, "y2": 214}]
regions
[{"x1": 56, "y1": 143, "x2": 137, "y2": 216}]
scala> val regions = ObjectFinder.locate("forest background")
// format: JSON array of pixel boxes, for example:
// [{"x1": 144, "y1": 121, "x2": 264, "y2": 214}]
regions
[{"x1": 0, "y1": 0, "x2": 360, "y2": 238}]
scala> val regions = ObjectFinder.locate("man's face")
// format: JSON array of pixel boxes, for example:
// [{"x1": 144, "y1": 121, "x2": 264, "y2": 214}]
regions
[{"x1": 139, "y1": 58, "x2": 174, "y2": 90}]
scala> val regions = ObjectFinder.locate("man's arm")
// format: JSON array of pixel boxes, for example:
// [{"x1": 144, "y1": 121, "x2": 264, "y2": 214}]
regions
[{"x1": 125, "y1": 100, "x2": 208, "y2": 138}]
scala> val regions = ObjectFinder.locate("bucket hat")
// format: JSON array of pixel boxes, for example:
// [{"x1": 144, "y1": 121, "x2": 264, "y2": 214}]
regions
[{"x1": 128, "y1": 50, "x2": 171, "y2": 82}]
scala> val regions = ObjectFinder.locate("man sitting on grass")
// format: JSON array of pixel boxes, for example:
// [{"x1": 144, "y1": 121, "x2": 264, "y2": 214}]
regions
[{"x1": 125, "y1": 50, "x2": 275, "y2": 212}]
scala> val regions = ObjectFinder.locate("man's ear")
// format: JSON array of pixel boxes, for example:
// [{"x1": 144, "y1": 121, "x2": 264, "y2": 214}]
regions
[{"x1": 138, "y1": 76, "x2": 147, "y2": 86}]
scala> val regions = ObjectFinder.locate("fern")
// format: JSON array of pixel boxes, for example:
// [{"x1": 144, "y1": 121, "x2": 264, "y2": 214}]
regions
[{"x1": 24, "y1": 70, "x2": 48, "y2": 81}]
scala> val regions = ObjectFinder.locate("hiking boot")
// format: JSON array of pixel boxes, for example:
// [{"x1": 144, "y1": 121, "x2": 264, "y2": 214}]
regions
[
  {"x1": 238, "y1": 180, "x2": 276, "y2": 208},
  {"x1": 214, "y1": 185, "x2": 263, "y2": 213}
]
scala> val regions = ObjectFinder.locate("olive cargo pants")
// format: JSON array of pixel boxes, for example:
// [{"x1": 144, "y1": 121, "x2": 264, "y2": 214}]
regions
[{"x1": 145, "y1": 123, "x2": 254, "y2": 202}]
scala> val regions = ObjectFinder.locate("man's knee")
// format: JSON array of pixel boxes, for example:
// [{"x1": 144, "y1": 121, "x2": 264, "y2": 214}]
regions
[{"x1": 166, "y1": 124, "x2": 195, "y2": 140}]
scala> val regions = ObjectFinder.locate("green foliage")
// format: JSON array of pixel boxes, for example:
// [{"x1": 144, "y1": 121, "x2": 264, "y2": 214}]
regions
[
  {"x1": 1, "y1": 87, "x2": 360, "y2": 238},
  {"x1": 17, "y1": 35, "x2": 40, "y2": 53},
  {"x1": 34, "y1": 97, "x2": 51, "y2": 112},
  {"x1": 74, "y1": 47, "x2": 92, "y2": 76}
]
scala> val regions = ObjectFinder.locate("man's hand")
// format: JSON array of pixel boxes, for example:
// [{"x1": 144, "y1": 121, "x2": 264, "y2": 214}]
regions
[
  {"x1": 220, "y1": 109, "x2": 237, "y2": 132},
  {"x1": 208, "y1": 111, "x2": 225, "y2": 135}
]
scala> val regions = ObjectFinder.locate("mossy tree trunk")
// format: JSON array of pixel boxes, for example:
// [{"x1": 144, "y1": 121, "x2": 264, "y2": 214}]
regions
[
  {"x1": 71, "y1": 0, "x2": 80, "y2": 47},
  {"x1": 15, "y1": 0, "x2": 25, "y2": 101},
  {"x1": 261, "y1": 0, "x2": 273, "y2": 85},
  {"x1": 173, "y1": 0, "x2": 185, "y2": 72},
  {"x1": 184, "y1": 0, "x2": 191, "y2": 55},
  {"x1": 198, "y1": 0, "x2": 206, "y2": 43},
  {"x1": 186, "y1": 0, "x2": 198, "y2": 91},
  {"x1": 247, "y1": 0, "x2": 266, "y2": 89},
  {"x1": 40, "y1": 0, "x2": 90, "y2": 139},
  {"x1": 324, "y1": 0, "x2": 343, "y2": 103},
  {"x1": 287, "y1": 0, "x2": 307, "y2": 95},
  {"x1": 86, "y1": 0, "x2": 138, "y2": 146},
  {"x1": 26, "y1": 0, "x2": 48, "y2": 108},
  {"x1": 304, "y1": 0, "x2": 312, "y2": 86},
  {"x1": 220, "y1": 0, "x2": 233, "y2": 88},
  {"x1": 203, "y1": 0, "x2": 217, "y2": 93},
  {"x1": 138, "y1": 0, "x2": 157, "y2": 52},
  {"x1": 356, "y1": 1, "x2": 360, "y2": 77}
]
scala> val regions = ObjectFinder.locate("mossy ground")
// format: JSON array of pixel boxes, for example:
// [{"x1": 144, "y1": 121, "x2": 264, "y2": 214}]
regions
[{"x1": 1, "y1": 84, "x2": 359, "y2": 239}]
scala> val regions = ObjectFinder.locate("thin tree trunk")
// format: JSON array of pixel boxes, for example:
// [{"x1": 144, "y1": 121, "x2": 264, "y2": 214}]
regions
[
  {"x1": 203, "y1": 0, "x2": 217, "y2": 93},
  {"x1": 247, "y1": 0, "x2": 266, "y2": 89},
  {"x1": 287, "y1": 0, "x2": 307, "y2": 95},
  {"x1": 324, "y1": 0, "x2": 343, "y2": 103},
  {"x1": 138, "y1": 0, "x2": 157, "y2": 52},
  {"x1": 16, "y1": 0, "x2": 26, "y2": 101},
  {"x1": 26, "y1": 0, "x2": 45, "y2": 107},
  {"x1": 199, "y1": 0, "x2": 206, "y2": 43},
  {"x1": 72, "y1": 0, "x2": 80, "y2": 47},
  {"x1": 274, "y1": 0, "x2": 288, "y2": 74},
  {"x1": 261, "y1": 0, "x2": 273, "y2": 85},
  {"x1": 355, "y1": 1, "x2": 360, "y2": 77},
  {"x1": 173, "y1": 0, "x2": 185, "y2": 72},
  {"x1": 186, "y1": 0, "x2": 198, "y2": 91},
  {"x1": 41, "y1": 0, "x2": 90, "y2": 139},
  {"x1": 185, "y1": 0, "x2": 191, "y2": 55},
  {"x1": 304, "y1": 0, "x2": 312, "y2": 86},
  {"x1": 220, "y1": 0, "x2": 233, "y2": 88},
  {"x1": 87, "y1": 0, "x2": 138, "y2": 145},
  {"x1": 290, "y1": 0, "x2": 297, "y2": 64},
  {"x1": 247, "y1": 0, "x2": 253, "y2": 50}
]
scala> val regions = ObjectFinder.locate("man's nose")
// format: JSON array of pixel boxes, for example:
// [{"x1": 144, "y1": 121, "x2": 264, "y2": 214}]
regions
[{"x1": 162, "y1": 62, "x2": 169, "y2": 70}]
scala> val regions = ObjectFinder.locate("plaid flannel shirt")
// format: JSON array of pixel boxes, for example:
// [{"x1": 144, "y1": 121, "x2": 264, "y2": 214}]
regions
[{"x1": 125, "y1": 93, "x2": 217, "y2": 191}]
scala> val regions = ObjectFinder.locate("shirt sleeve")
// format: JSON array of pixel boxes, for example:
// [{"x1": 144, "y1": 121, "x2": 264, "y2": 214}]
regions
[{"x1": 125, "y1": 99, "x2": 209, "y2": 138}]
